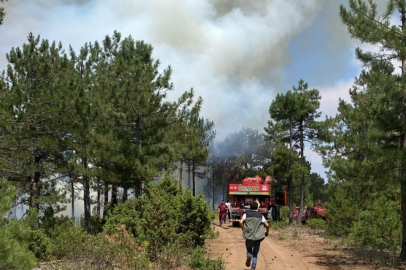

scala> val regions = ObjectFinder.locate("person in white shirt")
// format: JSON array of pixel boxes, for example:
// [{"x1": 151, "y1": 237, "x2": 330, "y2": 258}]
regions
[{"x1": 225, "y1": 200, "x2": 231, "y2": 222}]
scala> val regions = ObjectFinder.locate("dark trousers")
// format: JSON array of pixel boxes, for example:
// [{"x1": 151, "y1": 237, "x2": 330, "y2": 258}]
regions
[{"x1": 245, "y1": 239, "x2": 261, "y2": 268}]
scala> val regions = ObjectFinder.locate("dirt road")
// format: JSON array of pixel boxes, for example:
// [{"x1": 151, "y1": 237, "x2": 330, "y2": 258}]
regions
[{"x1": 206, "y1": 222, "x2": 327, "y2": 270}]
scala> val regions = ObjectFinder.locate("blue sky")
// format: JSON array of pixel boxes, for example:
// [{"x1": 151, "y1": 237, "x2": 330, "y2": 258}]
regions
[{"x1": 1, "y1": 0, "x2": 387, "y2": 180}]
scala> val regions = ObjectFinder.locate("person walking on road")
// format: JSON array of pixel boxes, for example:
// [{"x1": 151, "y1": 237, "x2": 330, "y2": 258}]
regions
[
  {"x1": 225, "y1": 200, "x2": 231, "y2": 223},
  {"x1": 218, "y1": 200, "x2": 228, "y2": 227},
  {"x1": 240, "y1": 201, "x2": 269, "y2": 270}
]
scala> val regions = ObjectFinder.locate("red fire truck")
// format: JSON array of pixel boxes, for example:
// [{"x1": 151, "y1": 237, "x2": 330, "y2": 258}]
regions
[{"x1": 228, "y1": 176, "x2": 287, "y2": 226}]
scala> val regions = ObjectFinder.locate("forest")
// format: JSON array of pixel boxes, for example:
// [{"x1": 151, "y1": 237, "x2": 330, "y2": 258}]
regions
[{"x1": 0, "y1": 0, "x2": 406, "y2": 269}]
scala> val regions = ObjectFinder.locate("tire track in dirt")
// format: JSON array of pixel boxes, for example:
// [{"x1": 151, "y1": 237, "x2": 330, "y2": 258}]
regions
[{"x1": 206, "y1": 222, "x2": 327, "y2": 270}]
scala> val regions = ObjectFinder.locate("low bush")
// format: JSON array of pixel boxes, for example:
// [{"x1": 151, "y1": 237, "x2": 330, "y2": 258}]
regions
[
  {"x1": 270, "y1": 220, "x2": 287, "y2": 230},
  {"x1": 28, "y1": 229, "x2": 53, "y2": 260},
  {"x1": 210, "y1": 210, "x2": 218, "y2": 221},
  {"x1": 47, "y1": 221, "x2": 88, "y2": 260},
  {"x1": 206, "y1": 227, "x2": 219, "y2": 239},
  {"x1": 104, "y1": 175, "x2": 212, "y2": 261},
  {"x1": 306, "y1": 218, "x2": 326, "y2": 230}
]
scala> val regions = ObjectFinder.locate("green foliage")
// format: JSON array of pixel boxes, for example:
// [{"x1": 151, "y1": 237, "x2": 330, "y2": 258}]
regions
[
  {"x1": 350, "y1": 196, "x2": 401, "y2": 253},
  {"x1": 210, "y1": 210, "x2": 218, "y2": 221},
  {"x1": 188, "y1": 246, "x2": 224, "y2": 270},
  {"x1": 0, "y1": 0, "x2": 8, "y2": 25},
  {"x1": 0, "y1": 179, "x2": 37, "y2": 270},
  {"x1": 270, "y1": 221, "x2": 287, "y2": 230},
  {"x1": 205, "y1": 228, "x2": 219, "y2": 240},
  {"x1": 0, "y1": 34, "x2": 71, "y2": 213},
  {"x1": 0, "y1": 31, "x2": 209, "y2": 234},
  {"x1": 316, "y1": 0, "x2": 406, "y2": 257},
  {"x1": 47, "y1": 221, "x2": 88, "y2": 259},
  {"x1": 28, "y1": 229, "x2": 52, "y2": 260},
  {"x1": 102, "y1": 198, "x2": 142, "y2": 237},
  {"x1": 309, "y1": 173, "x2": 329, "y2": 203},
  {"x1": 279, "y1": 206, "x2": 290, "y2": 222},
  {"x1": 265, "y1": 80, "x2": 321, "y2": 222},
  {"x1": 306, "y1": 218, "x2": 326, "y2": 230},
  {"x1": 325, "y1": 181, "x2": 359, "y2": 236},
  {"x1": 104, "y1": 175, "x2": 212, "y2": 259}
]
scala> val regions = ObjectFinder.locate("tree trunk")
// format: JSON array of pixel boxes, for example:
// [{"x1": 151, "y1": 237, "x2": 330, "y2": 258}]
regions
[
  {"x1": 192, "y1": 160, "x2": 196, "y2": 196},
  {"x1": 289, "y1": 176, "x2": 294, "y2": 225},
  {"x1": 299, "y1": 118, "x2": 305, "y2": 223},
  {"x1": 123, "y1": 186, "x2": 128, "y2": 202},
  {"x1": 179, "y1": 159, "x2": 183, "y2": 187},
  {"x1": 289, "y1": 118, "x2": 295, "y2": 225},
  {"x1": 96, "y1": 178, "x2": 101, "y2": 217},
  {"x1": 111, "y1": 184, "x2": 118, "y2": 207},
  {"x1": 400, "y1": 8, "x2": 406, "y2": 260},
  {"x1": 71, "y1": 178, "x2": 75, "y2": 218},
  {"x1": 134, "y1": 180, "x2": 141, "y2": 197},
  {"x1": 103, "y1": 182, "x2": 109, "y2": 218},
  {"x1": 222, "y1": 179, "x2": 225, "y2": 201},
  {"x1": 29, "y1": 158, "x2": 42, "y2": 212},
  {"x1": 212, "y1": 165, "x2": 215, "y2": 210},
  {"x1": 400, "y1": 161, "x2": 406, "y2": 260},
  {"x1": 83, "y1": 159, "x2": 91, "y2": 234}
]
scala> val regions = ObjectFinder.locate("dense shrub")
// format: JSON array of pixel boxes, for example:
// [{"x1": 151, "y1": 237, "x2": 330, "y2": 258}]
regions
[
  {"x1": 269, "y1": 220, "x2": 287, "y2": 230},
  {"x1": 47, "y1": 220, "x2": 89, "y2": 259},
  {"x1": 28, "y1": 229, "x2": 53, "y2": 260},
  {"x1": 350, "y1": 196, "x2": 401, "y2": 254},
  {"x1": 0, "y1": 179, "x2": 37, "y2": 270},
  {"x1": 306, "y1": 218, "x2": 326, "y2": 230},
  {"x1": 104, "y1": 175, "x2": 212, "y2": 260},
  {"x1": 41, "y1": 220, "x2": 150, "y2": 269}
]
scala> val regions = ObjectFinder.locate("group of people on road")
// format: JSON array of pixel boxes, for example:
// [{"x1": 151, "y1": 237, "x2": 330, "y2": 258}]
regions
[{"x1": 217, "y1": 199, "x2": 269, "y2": 270}]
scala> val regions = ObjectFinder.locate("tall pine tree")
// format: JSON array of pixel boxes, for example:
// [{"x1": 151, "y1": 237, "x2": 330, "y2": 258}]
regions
[
  {"x1": 0, "y1": 34, "x2": 70, "y2": 215},
  {"x1": 265, "y1": 80, "x2": 321, "y2": 224},
  {"x1": 321, "y1": 0, "x2": 406, "y2": 258}
]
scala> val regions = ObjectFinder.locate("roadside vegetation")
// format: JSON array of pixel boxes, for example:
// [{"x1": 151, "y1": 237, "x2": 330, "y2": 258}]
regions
[
  {"x1": 2, "y1": 0, "x2": 406, "y2": 268},
  {"x1": 1, "y1": 177, "x2": 223, "y2": 270}
]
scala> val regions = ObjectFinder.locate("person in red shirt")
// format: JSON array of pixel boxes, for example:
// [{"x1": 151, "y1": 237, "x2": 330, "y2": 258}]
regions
[{"x1": 218, "y1": 200, "x2": 228, "y2": 227}]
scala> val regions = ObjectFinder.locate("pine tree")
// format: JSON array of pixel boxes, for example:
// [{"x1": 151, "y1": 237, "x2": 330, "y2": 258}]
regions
[
  {"x1": 182, "y1": 116, "x2": 215, "y2": 196},
  {"x1": 265, "y1": 80, "x2": 321, "y2": 224},
  {"x1": 64, "y1": 42, "x2": 101, "y2": 233},
  {"x1": 0, "y1": 34, "x2": 70, "y2": 215},
  {"x1": 309, "y1": 173, "x2": 328, "y2": 203},
  {"x1": 94, "y1": 32, "x2": 203, "y2": 198},
  {"x1": 329, "y1": 0, "x2": 406, "y2": 258},
  {"x1": 0, "y1": 0, "x2": 8, "y2": 25}
]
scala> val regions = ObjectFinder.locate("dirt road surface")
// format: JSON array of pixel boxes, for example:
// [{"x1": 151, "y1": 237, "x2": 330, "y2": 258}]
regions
[{"x1": 206, "y1": 222, "x2": 326, "y2": 270}]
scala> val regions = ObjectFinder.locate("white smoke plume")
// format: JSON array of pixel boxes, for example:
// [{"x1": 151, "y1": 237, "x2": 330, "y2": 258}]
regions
[{"x1": 0, "y1": 0, "x2": 328, "y2": 139}]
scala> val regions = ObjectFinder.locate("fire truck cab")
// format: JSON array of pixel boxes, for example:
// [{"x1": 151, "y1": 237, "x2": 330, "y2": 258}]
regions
[{"x1": 228, "y1": 176, "x2": 287, "y2": 227}]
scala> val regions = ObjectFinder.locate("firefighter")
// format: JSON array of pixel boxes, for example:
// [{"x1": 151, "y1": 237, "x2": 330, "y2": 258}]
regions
[{"x1": 240, "y1": 201, "x2": 269, "y2": 270}]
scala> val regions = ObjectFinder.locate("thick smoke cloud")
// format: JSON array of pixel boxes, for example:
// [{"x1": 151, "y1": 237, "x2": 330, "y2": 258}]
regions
[{"x1": 0, "y1": 0, "x2": 328, "y2": 139}]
